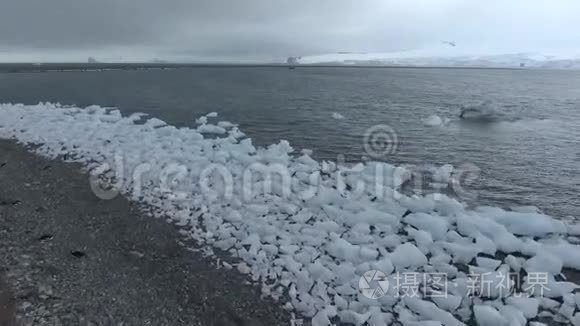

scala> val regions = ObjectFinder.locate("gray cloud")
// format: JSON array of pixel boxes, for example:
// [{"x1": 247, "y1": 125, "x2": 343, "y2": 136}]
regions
[{"x1": 1, "y1": 0, "x2": 579, "y2": 61}]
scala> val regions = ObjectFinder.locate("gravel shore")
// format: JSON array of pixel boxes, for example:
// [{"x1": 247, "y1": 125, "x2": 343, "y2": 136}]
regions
[{"x1": 0, "y1": 139, "x2": 290, "y2": 325}]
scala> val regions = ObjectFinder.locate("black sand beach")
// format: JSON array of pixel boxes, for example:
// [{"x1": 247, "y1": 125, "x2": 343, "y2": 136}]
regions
[{"x1": 0, "y1": 139, "x2": 289, "y2": 325}]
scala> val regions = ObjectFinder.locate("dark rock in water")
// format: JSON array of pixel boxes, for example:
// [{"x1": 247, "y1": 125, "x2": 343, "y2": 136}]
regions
[
  {"x1": 0, "y1": 200, "x2": 21, "y2": 207},
  {"x1": 38, "y1": 234, "x2": 53, "y2": 241}
]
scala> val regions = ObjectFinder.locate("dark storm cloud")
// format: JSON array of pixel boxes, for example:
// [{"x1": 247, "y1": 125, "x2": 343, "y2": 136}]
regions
[
  {"x1": 1, "y1": 0, "x2": 580, "y2": 61},
  {"x1": 0, "y1": 0, "x2": 414, "y2": 58},
  {"x1": 0, "y1": 0, "x2": 192, "y2": 49}
]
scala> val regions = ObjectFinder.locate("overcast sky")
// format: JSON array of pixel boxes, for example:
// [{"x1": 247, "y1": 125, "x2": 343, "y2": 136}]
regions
[{"x1": 1, "y1": 0, "x2": 579, "y2": 62}]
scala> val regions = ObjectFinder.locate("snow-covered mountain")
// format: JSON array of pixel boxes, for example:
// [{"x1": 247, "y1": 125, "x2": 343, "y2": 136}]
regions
[{"x1": 295, "y1": 47, "x2": 580, "y2": 69}]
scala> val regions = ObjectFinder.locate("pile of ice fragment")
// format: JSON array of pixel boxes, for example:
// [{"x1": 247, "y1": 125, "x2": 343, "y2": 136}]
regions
[{"x1": 1, "y1": 103, "x2": 579, "y2": 326}]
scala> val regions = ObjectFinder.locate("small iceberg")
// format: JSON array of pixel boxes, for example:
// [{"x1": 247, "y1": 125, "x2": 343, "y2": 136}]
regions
[
  {"x1": 459, "y1": 101, "x2": 504, "y2": 122},
  {"x1": 332, "y1": 112, "x2": 345, "y2": 120},
  {"x1": 422, "y1": 114, "x2": 450, "y2": 126}
]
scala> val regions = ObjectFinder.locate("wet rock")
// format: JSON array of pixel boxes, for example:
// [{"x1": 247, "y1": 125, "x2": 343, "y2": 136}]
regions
[
  {"x1": 70, "y1": 251, "x2": 86, "y2": 258},
  {"x1": 38, "y1": 234, "x2": 53, "y2": 241},
  {"x1": 0, "y1": 200, "x2": 21, "y2": 207}
]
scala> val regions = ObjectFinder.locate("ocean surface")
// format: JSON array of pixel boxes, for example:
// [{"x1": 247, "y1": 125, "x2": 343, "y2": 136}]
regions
[{"x1": 1, "y1": 67, "x2": 579, "y2": 218}]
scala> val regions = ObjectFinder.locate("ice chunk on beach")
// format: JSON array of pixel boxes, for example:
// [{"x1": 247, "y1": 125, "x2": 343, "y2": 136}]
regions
[
  {"x1": 195, "y1": 116, "x2": 208, "y2": 124},
  {"x1": 311, "y1": 309, "x2": 333, "y2": 326},
  {"x1": 403, "y1": 297, "x2": 464, "y2": 326},
  {"x1": 1, "y1": 103, "x2": 579, "y2": 326},
  {"x1": 571, "y1": 314, "x2": 580, "y2": 326},
  {"x1": 541, "y1": 241, "x2": 580, "y2": 269},
  {"x1": 145, "y1": 117, "x2": 167, "y2": 127},
  {"x1": 476, "y1": 257, "x2": 501, "y2": 271},
  {"x1": 506, "y1": 297, "x2": 539, "y2": 319},
  {"x1": 217, "y1": 121, "x2": 235, "y2": 128},
  {"x1": 432, "y1": 295, "x2": 462, "y2": 312},
  {"x1": 474, "y1": 305, "x2": 506, "y2": 326},
  {"x1": 390, "y1": 243, "x2": 427, "y2": 269},
  {"x1": 442, "y1": 242, "x2": 480, "y2": 265},
  {"x1": 197, "y1": 124, "x2": 227, "y2": 134},
  {"x1": 504, "y1": 255, "x2": 524, "y2": 272},
  {"x1": 476, "y1": 207, "x2": 567, "y2": 236},
  {"x1": 432, "y1": 164, "x2": 454, "y2": 185},
  {"x1": 404, "y1": 213, "x2": 448, "y2": 241},
  {"x1": 524, "y1": 251, "x2": 563, "y2": 275}
]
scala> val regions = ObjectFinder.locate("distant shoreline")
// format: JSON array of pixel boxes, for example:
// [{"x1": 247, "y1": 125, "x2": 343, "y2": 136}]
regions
[{"x1": 0, "y1": 62, "x2": 526, "y2": 73}]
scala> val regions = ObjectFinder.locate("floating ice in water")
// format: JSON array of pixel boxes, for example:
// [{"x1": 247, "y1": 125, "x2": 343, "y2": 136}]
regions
[
  {"x1": 217, "y1": 121, "x2": 235, "y2": 128},
  {"x1": 195, "y1": 116, "x2": 208, "y2": 125},
  {"x1": 196, "y1": 112, "x2": 230, "y2": 134},
  {"x1": 422, "y1": 114, "x2": 443, "y2": 126},
  {"x1": 422, "y1": 114, "x2": 450, "y2": 127},
  {"x1": 197, "y1": 124, "x2": 227, "y2": 134},
  {"x1": 331, "y1": 112, "x2": 345, "y2": 120},
  {"x1": 459, "y1": 100, "x2": 505, "y2": 122},
  {"x1": 422, "y1": 114, "x2": 451, "y2": 127},
  {"x1": 301, "y1": 149, "x2": 313, "y2": 156},
  {"x1": 196, "y1": 112, "x2": 218, "y2": 125},
  {"x1": 0, "y1": 102, "x2": 579, "y2": 325}
]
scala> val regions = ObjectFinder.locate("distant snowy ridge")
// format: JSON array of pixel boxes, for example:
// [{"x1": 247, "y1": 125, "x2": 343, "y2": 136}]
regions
[
  {"x1": 1, "y1": 103, "x2": 580, "y2": 325},
  {"x1": 297, "y1": 48, "x2": 580, "y2": 69}
]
